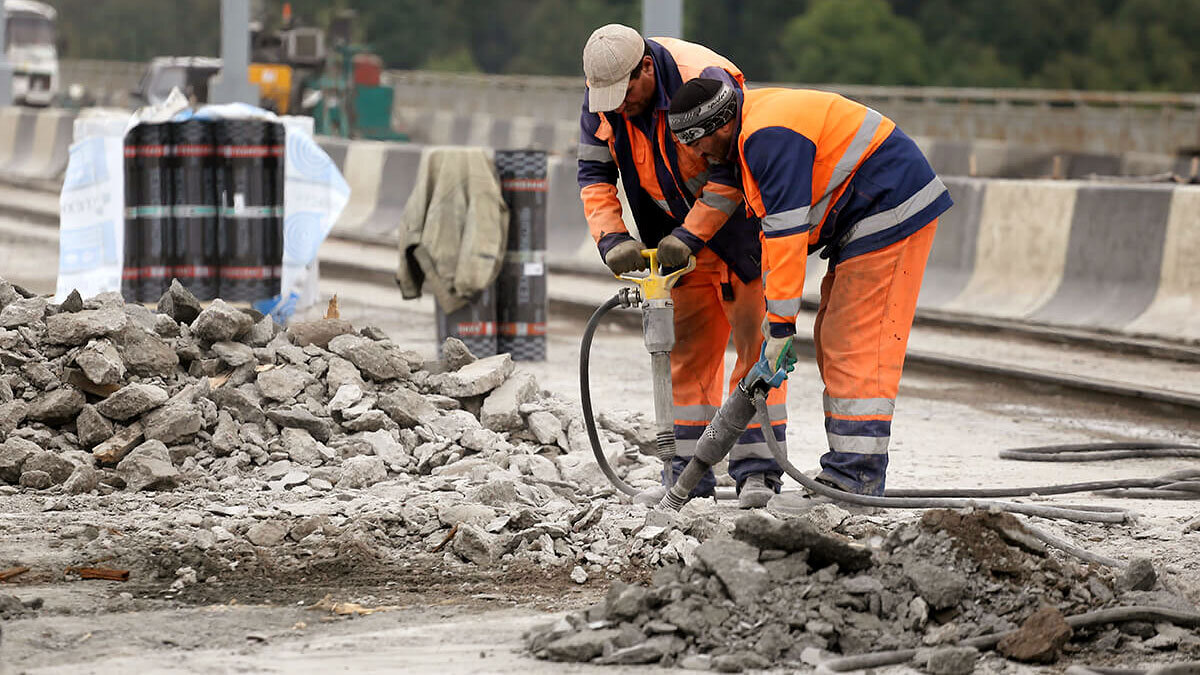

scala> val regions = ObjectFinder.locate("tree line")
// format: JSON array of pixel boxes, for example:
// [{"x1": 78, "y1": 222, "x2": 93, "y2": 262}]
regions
[{"x1": 52, "y1": 0, "x2": 1200, "y2": 91}]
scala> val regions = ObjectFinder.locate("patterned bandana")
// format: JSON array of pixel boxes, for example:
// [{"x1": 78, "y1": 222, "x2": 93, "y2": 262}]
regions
[{"x1": 668, "y1": 83, "x2": 737, "y2": 145}]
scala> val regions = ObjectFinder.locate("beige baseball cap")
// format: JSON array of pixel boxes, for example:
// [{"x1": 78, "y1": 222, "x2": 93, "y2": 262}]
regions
[{"x1": 583, "y1": 24, "x2": 646, "y2": 113}]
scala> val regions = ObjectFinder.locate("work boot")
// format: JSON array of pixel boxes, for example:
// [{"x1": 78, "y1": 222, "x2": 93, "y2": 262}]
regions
[
  {"x1": 737, "y1": 473, "x2": 774, "y2": 509},
  {"x1": 768, "y1": 478, "x2": 878, "y2": 516}
]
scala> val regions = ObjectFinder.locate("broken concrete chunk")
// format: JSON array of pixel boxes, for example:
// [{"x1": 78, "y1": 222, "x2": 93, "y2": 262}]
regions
[
  {"x1": 206, "y1": 387, "x2": 265, "y2": 424},
  {"x1": 26, "y1": 388, "x2": 86, "y2": 426},
  {"x1": 0, "y1": 437, "x2": 38, "y2": 483},
  {"x1": 92, "y1": 422, "x2": 146, "y2": 464},
  {"x1": 95, "y1": 383, "x2": 169, "y2": 421},
  {"x1": 22, "y1": 451, "x2": 75, "y2": 485},
  {"x1": 246, "y1": 520, "x2": 289, "y2": 547},
  {"x1": 328, "y1": 334, "x2": 409, "y2": 381},
  {"x1": 44, "y1": 306, "x2": 127, "y2": 345},
  {"x1": 242, "y1": 316, "x2": 276, "y2": 348},
  {"x1": 287, "y1": 319, "x2": 354, "y2": 348},
  {"x1": 281, "y1": 428, "x2": 329, "y2": 466},
  {"x1": 74, "y1": 339, "x2": 125, "y2": 385},
  {"x1": 63, "y1": 463, "x2": 99, "y2": 494},
  {"x1": 904, "y1": 560, "x2": 967, "y2": 610},
  {"x1": 441, "y1": 337, "x2": 477, "y2": 370},
  {"x1": 480, "y1": 370, "x2": 537, "y2": 432},
  {"x1": 694, "y1": 538, "x2": 770, "y2": 606},
  {"x1": 377, "y1": 386, "x2": 439, "y2": 428},
  {"x1": 526, "y1": 411, "x2": 561, "y2": 445},
  {"x1": 211, "y1": 341, "x2": 256, "y2": 368},
  {"x1": 0, "y1": 297, "x2": 47, "y2": 329},
  {"x1": 267, "y1": 407, "x2": 332, "y2": 443},
  {"x1": 733, "y1": 512, "x2": 872, "y2": 572},
  {"x1": 338, "y1": 455, "x2": 386, "y2": 488},
  {"x1": 114, "y1": 325, "x2": 179, "y2": 377},
  {"x1": 191, "y1": 299, "x2": 253, "y2": 343},
  {"x1": 116, "y1": 439, "x2": 179, "y2": 491},
  {"x1": 256, "y1": 366, "x2": 312, "y2": 401},
  {"x1": 452, "y1": 523, "x2": 500, "y2": 565},
  {"x1": 1118, "y1": 557, "x2": 1157, "y2": 591},
  {"x1": 59, "y1": 289, "x2": 84, "y2": 313},
  {"x1": 141, "y1": 404, "x2": 203, "y2": 445},
  {"x1": 157, "y1": 279, "x2": 203, "y2": 324},
  {"x1": 0, "y1": 400, "x2": 27, "y2": 439},
  {"x1": 435, "y1": 353, "x2": 514, "y2": 398}
]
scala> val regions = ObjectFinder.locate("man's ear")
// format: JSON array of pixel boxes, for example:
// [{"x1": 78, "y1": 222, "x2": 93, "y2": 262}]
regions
[{"x1": 642, "y1": 56, "x2": 654, "y2": 76}]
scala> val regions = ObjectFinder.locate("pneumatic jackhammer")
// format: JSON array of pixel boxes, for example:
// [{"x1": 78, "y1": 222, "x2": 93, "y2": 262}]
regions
[{"x1": 608, "y1": 249, "x2": 696, "y2": 483}]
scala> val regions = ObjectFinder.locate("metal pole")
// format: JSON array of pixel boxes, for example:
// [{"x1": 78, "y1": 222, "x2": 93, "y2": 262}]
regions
[
  {"x1": 0, "y1": 3, "x2": 11, "y2": 106},
  {"x1": 642, "y1": 0, "x2": 683, "y2": 38},
  {"x1": 212, "y1": 0, "x2": 257, "y2": 105}
]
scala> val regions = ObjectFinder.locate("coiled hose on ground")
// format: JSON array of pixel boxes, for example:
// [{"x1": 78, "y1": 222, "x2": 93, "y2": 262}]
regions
[{"x1": 581, "y1": 293, "x2": 1200, "y2": 520}]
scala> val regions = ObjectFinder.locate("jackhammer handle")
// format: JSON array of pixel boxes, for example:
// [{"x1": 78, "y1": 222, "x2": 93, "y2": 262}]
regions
[{"x1": 614, "y1": 249, "x2": 697, "y2": 285}]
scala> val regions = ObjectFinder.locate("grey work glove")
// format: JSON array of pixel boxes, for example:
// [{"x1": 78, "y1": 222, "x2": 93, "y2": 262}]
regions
[
  {"x1": 655, "y1": 234, "x2": 694, "y2": 267},
  {"x1": 604, "y1": 239, "x2": 648, "y2": 275}
]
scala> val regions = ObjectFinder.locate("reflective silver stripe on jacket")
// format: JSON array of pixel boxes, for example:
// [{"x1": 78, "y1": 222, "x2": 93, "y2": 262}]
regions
[
  {"x1": 808, "y1": 108, "x2": 884, "y2": 227},
  {"x1": 827, "y1": 433, "x2": 890, "y2": 455},
  {"x1": 766, "y1": 297, "x2": 803, "y2": 318},
  {"x1": 823, "y1": 393, "x2": 895, "y2": 418},
  {"x1": 762, "y1": 205, "x2": 812, "y2": 234},
  {"x1": 684, "y1": 170, "x2": 710, "y2": 196},
  {"x1": 699, "y1": 190, "x2": 739, "y2": 215},
  {"x1": 840, "y1": 176, "x2": 946, "y2": 246},
  {"x1": 654, "y1": 197, "x2": 671, "y2": 214},
  {"x1": 578, "y1": 143, "x2": 614, "y2": 163}
]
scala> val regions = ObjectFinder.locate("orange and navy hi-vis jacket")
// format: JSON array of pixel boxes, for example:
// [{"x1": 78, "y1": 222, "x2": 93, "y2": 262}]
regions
[
  {"x1": 733, "y1": 88, "x2": 953, "y2": 337},
  {"x1": 578, "y1": 38, "x2": 761, "y2": 282}
]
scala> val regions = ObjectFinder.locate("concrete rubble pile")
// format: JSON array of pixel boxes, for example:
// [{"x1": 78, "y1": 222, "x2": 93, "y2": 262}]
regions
[
  {"x1": 0, "y1": 276, "x2": 698, "y2": 578},
  {"x1": 527, "y1": 509, "x2": 1200, "y2": 673}
]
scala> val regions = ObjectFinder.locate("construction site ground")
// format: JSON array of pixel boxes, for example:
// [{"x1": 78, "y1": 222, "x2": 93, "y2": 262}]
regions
[{"x1": 1, "y1": 215, "x2": 1199, "y2": 674}]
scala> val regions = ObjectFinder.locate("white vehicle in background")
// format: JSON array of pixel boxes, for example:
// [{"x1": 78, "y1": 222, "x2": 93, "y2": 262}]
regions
[{"x1": 5, "y1": 0, "x2": 57, "y2": 106}]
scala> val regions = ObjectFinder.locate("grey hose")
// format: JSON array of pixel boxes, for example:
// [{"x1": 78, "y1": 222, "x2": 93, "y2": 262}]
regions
[
  {"x1": 1022, "y1": 524, "x2": 1125, "y2": 567},
  {"x1": 580, "y1": 294, "x2": 639, "y2": 497},
  {"x1": 753, "y1": 398, "x2": 1135, "y2": 524},
  {"x1": 815, "y1": 607, "x2": 1200, "y2": 674},
  {"x1": 1000, "y1": 442, "x2": 1200, "y2": 462}
]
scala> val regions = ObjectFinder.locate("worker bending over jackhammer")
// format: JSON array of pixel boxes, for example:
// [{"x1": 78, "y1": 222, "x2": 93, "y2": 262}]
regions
[
  {"x1": 578, "y1": 24, "x2": 787, "y2": 508},
  {"x1": 667, "y1": 78, "x2": 953, "y2": 497}
]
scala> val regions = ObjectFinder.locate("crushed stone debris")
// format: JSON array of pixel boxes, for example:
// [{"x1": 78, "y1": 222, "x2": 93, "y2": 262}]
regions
[{"x1": 525, "y1": 510, "x2": 1200, "y2": 671}]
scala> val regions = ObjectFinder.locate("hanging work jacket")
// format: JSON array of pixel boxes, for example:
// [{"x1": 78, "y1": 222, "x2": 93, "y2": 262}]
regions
[
  {"x1": 733, "y1": 87, "x2": 953, "y2": 331},
  {"x1": 577, "y1": 38, "x2": 761, "y2": 282}
]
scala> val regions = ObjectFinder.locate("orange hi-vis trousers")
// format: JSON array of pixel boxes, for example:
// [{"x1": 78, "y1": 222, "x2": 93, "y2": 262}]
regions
[
  {"x1": 813, "y1": 219, "x2": 938, "y2": 496},
  {"x1": 669, "y1": 249, "x2": 788, "y2": 493}
]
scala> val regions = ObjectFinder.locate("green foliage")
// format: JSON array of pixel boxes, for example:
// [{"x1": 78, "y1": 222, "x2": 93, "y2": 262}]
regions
[
  {"x1": 773, "y1": 0, "x2": 926, "y2": 85},
  {"x1": 45, "y1": 0, "x2": 1200, "y2": 91}
]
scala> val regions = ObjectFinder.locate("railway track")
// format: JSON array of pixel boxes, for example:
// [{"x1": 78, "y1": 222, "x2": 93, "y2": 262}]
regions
[{"x1": 3, "y1": 179, "x2": 1200, "y2": 414}]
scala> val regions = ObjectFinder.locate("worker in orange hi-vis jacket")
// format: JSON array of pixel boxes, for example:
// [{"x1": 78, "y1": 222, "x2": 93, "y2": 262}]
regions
[
  {"x1": 578, "y1": 24, "x2": 787, "y2": 508},
  {"x1": 667, "y1": 78, "x2": 954, "y2": 496}
]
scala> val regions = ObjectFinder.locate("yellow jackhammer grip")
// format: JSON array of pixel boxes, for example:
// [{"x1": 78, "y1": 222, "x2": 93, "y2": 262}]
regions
[{"x1": 615, "y1": 248, "x2": 697, "y2": 300}]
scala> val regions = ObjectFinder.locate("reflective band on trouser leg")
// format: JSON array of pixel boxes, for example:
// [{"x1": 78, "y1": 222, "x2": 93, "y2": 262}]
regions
[
  {"x1": 813, "y1": 219, "x2": 938, "y2": 495},
  {"x1": 723, "y1": 269, "x2": 787, "y2": 486},
  {"x1": 668, "y1": 258, "x2": 732, "y2": 496}
]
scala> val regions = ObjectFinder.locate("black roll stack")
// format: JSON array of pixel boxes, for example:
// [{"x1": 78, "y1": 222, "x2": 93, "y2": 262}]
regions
[{"x1": 121, "y1": 118, "x2": 285, "y2": 305}]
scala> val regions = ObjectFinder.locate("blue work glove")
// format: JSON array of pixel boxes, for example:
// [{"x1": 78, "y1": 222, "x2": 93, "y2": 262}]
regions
[{"x1": 745, "y1": 335, "x2": 796, "y2": 391}]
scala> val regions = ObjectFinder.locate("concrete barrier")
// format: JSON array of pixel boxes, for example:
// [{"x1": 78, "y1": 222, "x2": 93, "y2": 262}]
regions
[
  {"x1": 942, "y1": 181, "x2": 1077, "y2": 318},
  {"x1": 1126, "y1": 187, "x2": 1200, "y2": 340},
  {"x1": 1031, "y1": 185, "x2": 1173, "y2": 328},
  {"x1": 393, "y1": 106, "x2": 576, "y2": 157},
  {"x1": 0, "y1": 107, "x2": 77, "y2": 184},
  {"x1": 917, "y1": 177, "x2": 985, "y2": 308}
]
